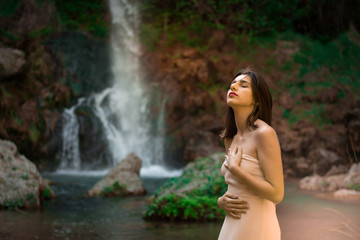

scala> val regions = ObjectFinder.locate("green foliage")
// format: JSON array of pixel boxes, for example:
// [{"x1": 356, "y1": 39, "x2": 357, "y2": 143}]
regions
[
  {"x1": 28, "y1": 27, "x2": 53, "y2": 38},
  {"x1": 278, "y1": 31, "x2": 360, "y2": 127},
  {"x1": 12, "y1": 112, "x2": 23, "y2": 126},
  {"x1": 139, "y1": 23, "x2": 161, "y2": 50},
  {"x1": 144, "y1": 194, "x2": 225, "y2": 221},
  {"x1": 348, "y1": 182, "x2": 360, "y2": 192},
  {"x1": 1, "y1": 30, "x2": 21, "y2": 42},
  {"x1": 29, "y1": 123, "x2": 41, "y2": 143},
  {"x1": 51, "y1": 0, "x2": 109, "y2": 37},
  {"x1": 3, "y1": 198, "x2": 24, "y2": 209},
  {"x1": 101, "y1": 181, "x2": 127, "y2": 197},
  {"x1": 43, "y1": 187, "x2": 52, "y2": 199},
  {"x1": 294, "y1": 33, "x2": 360, "y2": 90},
  {"x1": 140, "y1": 0, "x2": 359, "y2": 49},
  {"x1": 144, "y1": 153, "x2": 227, "y2": 221},
  {"x1": 282, "y1": 103, "x2": 331, "y2": 128}
]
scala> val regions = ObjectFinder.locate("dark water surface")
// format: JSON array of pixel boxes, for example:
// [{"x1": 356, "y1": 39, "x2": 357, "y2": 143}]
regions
[
  {"x1": 1, "y1": 176, "x2": 359, "y2": 240},
  {"x1": 0, "y1": 174, "x2": 221, "y2": 240}
]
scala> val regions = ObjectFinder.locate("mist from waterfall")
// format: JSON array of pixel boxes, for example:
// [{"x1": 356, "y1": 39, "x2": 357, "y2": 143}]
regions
[{"x1": 57, "y1": 0, "x2": 182, "y2": 177}]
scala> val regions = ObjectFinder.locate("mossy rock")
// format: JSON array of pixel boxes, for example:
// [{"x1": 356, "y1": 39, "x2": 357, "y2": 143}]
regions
[{"x1": 143, "y1": 152, "x2": 227, "y2": 221}]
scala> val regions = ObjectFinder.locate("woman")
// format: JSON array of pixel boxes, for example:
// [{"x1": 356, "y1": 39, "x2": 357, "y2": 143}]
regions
[{"x1": 217, "y1": 68, "x2": 284, "y2": 240}]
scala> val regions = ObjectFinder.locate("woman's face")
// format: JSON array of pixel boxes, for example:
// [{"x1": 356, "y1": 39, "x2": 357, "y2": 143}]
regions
[{"x1": 227, "y1": 74, "x2": 255, "y2": 108}]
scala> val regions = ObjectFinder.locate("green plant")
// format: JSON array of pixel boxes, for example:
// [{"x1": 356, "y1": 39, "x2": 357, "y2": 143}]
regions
[
  {"x1": 28, "y1": 27, "x2": 53, "y2": 38},
  {"x1": 348, "y1": 182, "x2": 360, "y2": 192},
  {"x1": 282, "y1": 104, "x2": 331, "y2": 128},
  {"x1": 144, "y1": 153, "x2": 227, "y2": 221},
  {"x1": 29, "y1": 124, "x2": 41, "y2": 143},
  {"x1": 3, "y1": 198, "x2": 24, "y2": 209},
  {"x1": 43, "y1": 187, "x2": 52, "y2": 199},
  {"x1": 143, "y1": 194, "x2": 225, "y2": 221},
  {"x1": 101, "y1": 181, "x2": 127, "y2": 197}
]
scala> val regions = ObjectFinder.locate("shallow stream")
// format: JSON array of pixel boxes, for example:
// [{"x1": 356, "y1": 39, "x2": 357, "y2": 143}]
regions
[{"x1": 1, "y1": 175, "x2": 359, "y2": 240}]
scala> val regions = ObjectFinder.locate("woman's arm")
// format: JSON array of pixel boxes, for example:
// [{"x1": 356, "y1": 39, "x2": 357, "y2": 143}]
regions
[
  {"x1": 218, "y1": 137, "x2": 249, "y2": 218},
  {"x1": 226, "y1": 127, "x2": 284, "y2": 204},
  {"x1": 218, "y1": 193, "x2": 249, "y2": 219}
]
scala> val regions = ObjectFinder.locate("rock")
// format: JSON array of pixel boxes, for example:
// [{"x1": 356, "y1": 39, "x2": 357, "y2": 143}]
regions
[
  {"x1": 317, "y1": 86, "x2": 339, "y2": 103},
  {"x1": 294, "y1": 157, "x2": 313, "y2": 177},
  {"x1": 184, "y1": 130, "x2": 223, "y2": 165},
  {"x1": 47, "y1": 31, "x2": 111, "y2": 96},
  {"x1": 173, "y1": 57, "x2": 215, "y2": 84},
  {"x1": 341, "y1": 163, "x2": 360, "y2": 189},
  {"x1": 333, "y1": 189, "x2": 360, "y2": 199},
  {"x1": 308, "y1": 148, "x2": 341, "y2": 175},
  {"x1": 39, "y1": 82, "x2": 72, "y2": 109},
  {"x1": 345, "y1": 108, "x2": 360, "y2": 153},
  {"x1": 299, "y1": 174, "x2": 345, "y2": 191},
  {"x1": 0, "y1": 47, "x2": 26, "y2": 79},
  {"x1": 299, "y1": 163, "x2": 360, "y2": 192},
  {"x1": 326, "y1": 165, "x2": 349, "y2": 176},
  {"x1": 319, "y1": 124, "x2": 347, "y2": 157},
  {"x1": 20, "y1": 99, "x2": 39, "y2": 126},
  {"x1": 88, "y1": 153, "x2": 146, "y2": 197},
  {"x1": 0, "y1": 139, "x2": 54, "y2": 209},
  {"x1": 277, "y1": 91, "x2": 295, "y2": 110},
  {"x1": 0, "y1": 0, "x2": 55, "y2": 35},
  {"x1": 275, "y1": 40, "x2": 299, "y2": 65},
  {"x1": 325, "y1": 104, "x2": 348, "y2": 123},
  {"x1": 208, "y1": 30, "x2": 226, "y2": 50},
  {"x1": 181, "y1": 48, "x2": 202, "y2": 59}
]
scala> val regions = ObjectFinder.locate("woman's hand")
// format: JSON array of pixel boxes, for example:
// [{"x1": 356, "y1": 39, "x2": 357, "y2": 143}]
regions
[
  {"x1": 218, "y1": 193, "x2": 249, "y2": 219},
  {"x1": 224, "y1": 146, "x2": 243, "y2": 173}
]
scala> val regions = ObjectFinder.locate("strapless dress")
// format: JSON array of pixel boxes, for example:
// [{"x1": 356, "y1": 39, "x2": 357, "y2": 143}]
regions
[{"x1": 218, "y1": 154, "x2": 281, "y2": 240}]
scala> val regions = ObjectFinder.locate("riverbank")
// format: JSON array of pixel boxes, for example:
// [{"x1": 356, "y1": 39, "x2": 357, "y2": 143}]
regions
[{"x1": 0, "y1": 175, "x2": 359, "y2": 240}]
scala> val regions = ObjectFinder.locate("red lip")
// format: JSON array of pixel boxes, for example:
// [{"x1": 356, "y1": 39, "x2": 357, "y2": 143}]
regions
[{"x1": 229, "y1": 92, "x2": 238, "y2": 97}]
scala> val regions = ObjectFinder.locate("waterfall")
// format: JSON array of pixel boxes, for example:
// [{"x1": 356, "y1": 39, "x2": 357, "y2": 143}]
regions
[
  {"x1": 59, "y1": 98, "x2": 86, "y2": 171},
  {"x1": 57, "y1": 0, "x2": 182, "y2": 177}
]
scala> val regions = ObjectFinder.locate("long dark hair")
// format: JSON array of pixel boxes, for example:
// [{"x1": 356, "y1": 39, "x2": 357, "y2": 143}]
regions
[{"x1": 220, "y1": 68, "x2": 273, "y2": 139}]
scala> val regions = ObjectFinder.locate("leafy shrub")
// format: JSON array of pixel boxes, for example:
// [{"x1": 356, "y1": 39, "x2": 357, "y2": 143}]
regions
[
  {"x1": 43, "y1": 187, "x2": 52, "y2": 199},
  {"x1": 144, "y1": 153, "x2": 227, "y2": 221},
  {"x1": 144, "y1": 194, "x2": 224, "y2": 221}
]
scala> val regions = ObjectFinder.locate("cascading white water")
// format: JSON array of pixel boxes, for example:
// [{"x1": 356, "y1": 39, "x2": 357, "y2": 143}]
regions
[
  {"x1": 58, "y1": 0, "x2": 182, "y2": 177},
  {"x1": 92, "y1": 0, "x2": 164, "y2": 169},
  {"x1": 59, "y1": 98, "x2": 86, "y2": 171}
]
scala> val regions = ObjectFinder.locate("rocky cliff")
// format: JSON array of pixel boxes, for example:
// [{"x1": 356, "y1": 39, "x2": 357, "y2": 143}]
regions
[
  {"x1": 141, "y1": 34, "x2": 360, "y2": 177},
  {"x1": 0, "y1": 0, "x2": 358, "y2": 177}
]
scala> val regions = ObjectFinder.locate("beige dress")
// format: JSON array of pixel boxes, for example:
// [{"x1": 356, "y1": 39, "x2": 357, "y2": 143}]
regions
[{"x1": 218, "y1": 153, "x2": 281, "y2": 240}]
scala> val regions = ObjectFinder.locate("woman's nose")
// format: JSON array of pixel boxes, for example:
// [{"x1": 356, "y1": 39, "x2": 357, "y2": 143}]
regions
[{"x1": 230, "y1": 84, "x2": 236, "y2": 91}]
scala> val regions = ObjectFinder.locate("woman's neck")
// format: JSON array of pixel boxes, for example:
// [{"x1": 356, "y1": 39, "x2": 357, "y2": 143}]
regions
[{"x1": 233, "y1": 105, "x2": 254, "y2": 136}]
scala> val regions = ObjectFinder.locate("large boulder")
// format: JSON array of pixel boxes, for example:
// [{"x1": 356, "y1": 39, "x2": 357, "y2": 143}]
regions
[
  {"x1": 308, "y1": 148, "x2": 341, "y2": 175},
  {"x1": 88, "y1": 153, "x2": 146, "y2": 197},
  {"x1": 0, "y1": 139, "x2": 54, "y2": 209},
  {"x1": 299, "y1": 162, "x2": 360, "y2": 192}
]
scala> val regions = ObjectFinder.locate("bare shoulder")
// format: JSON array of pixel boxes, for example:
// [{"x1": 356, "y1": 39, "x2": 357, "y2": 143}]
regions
[{"x1": 254, "y1": 120, "x2": 278, "y2": 142}]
